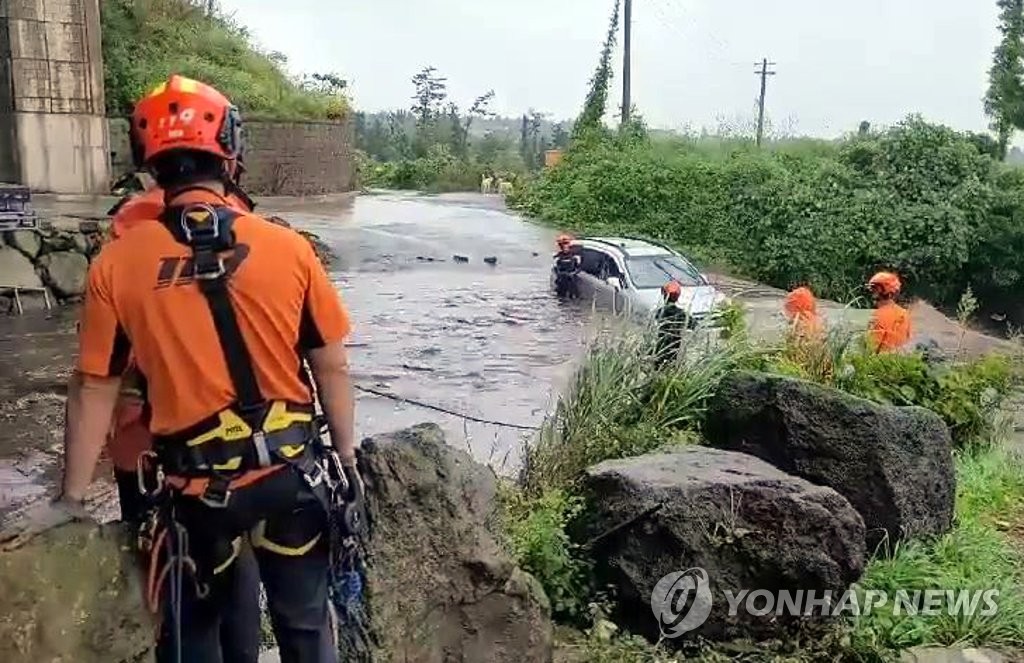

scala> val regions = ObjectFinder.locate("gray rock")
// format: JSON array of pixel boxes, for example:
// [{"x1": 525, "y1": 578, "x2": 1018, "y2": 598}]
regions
[
  {"x1": 39, "y1": 229, "x2": 77, "y2": 254},
  {"x1": 72, "y1": 232, "x2": 90, "y2": 256},
  {"x1": 2, "y1": 230, "x2": 42, "y2": 259},
  {"x1": 359, "y1": 423, "x2": 553, "y2": 662},
  {"x1": 0, "y1": 523, "x2": 154, "y2": 663},
  {"x1": 705, "y1": 371, "x2": 956, "y2": 551},
  {"x1": 0, "y1": 246, "x2": 44, "y2": 289},
  {"x1": 78, "y1": 220, "x2": 101, "y2": 235},
  {"x1": 901, "y1": 647, "x2": 1013, "y2": 663},
  {"x1": 38, "y1": 251, "x2": 88, "y2": 298},
  {"x1": 584, "y1": 447, "x2": 866, "y2": 643}
]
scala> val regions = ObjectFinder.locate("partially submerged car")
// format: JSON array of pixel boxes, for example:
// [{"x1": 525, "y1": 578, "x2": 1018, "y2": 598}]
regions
[{"x1": 551, "y1": 236, "x2": 727, "y2": 324}]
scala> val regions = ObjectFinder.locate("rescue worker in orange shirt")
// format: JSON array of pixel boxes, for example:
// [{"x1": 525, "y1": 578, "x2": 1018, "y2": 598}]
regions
[
  {"x1": 867, "y1": 271, "x2": 912, "y2": 353},
  {"x1": 12, "y1": 76, "x2": 356, "y2": 662},
  {"x1": 783, "y1": 286, "x2": 824, "y2": 340},
  {"x1": 101, "y1": 132, "x2": 266, "y2": 663}
]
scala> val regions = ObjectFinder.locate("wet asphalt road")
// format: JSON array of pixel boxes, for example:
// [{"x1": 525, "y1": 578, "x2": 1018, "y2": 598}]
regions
[{"x1": 0, "y1": 191, "x2": 592, "y2": 520}]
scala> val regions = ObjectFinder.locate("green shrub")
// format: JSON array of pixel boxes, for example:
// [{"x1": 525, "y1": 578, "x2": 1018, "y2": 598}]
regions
[
  {"x1": 518, "y1": 116, "x2": 1024, "y2": 322},
  {"x1": 498, "y1": 487, "x2": 590, "y2": 619}
]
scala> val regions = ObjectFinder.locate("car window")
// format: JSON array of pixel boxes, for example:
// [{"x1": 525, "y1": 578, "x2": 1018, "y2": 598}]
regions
[
  {"x1": 626, "y1": 255, "x2": 705, "y2": 289},
  {"x1": 579, "y1": 247, "x2": 608, "y2": 277}
]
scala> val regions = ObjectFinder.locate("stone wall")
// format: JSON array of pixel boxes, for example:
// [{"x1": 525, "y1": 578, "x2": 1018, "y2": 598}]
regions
[
  {"x1": 0, "y1": 0, "x2": 110, "y2": 193},
  {"x1": 0, "y1": 220, "x2": 103, "y2": 310},
  {"x1": 109, "y1": 117, "x2": 355, "y2": 196}
]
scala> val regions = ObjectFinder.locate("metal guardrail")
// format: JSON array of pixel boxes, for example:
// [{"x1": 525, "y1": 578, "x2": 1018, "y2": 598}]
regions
[{"x1": 1, "y1": 285, "x2": 52, "y2": 314}]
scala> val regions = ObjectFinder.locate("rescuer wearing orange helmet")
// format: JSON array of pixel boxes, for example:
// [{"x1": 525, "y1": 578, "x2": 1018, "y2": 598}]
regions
[
  {"x1": 783, "y1": 286, "x2": 824, "y2": 340},
  {"x1": 10, "y1": 76, "x2": 356, "y2": 661},
  {"x1": 867, "y1": 271, "x2": 912, "y2": 353},
  {"x1": 553, "y1": 233, "x2": 581, "y2": 299},
  {"x1": 655, "y1": 280, "x2": 689, "y2": 367}
]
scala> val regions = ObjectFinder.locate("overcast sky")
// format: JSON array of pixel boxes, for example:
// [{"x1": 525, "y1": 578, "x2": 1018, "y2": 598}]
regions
[{"x1": 217, "y1": 0, "x2": 1002, "y2": 139}]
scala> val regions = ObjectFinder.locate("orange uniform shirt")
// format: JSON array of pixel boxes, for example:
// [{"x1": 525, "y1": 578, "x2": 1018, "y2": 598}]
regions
[
  {"x1": 79, "y1": 189, "x2": 350, "y2": 435},
  {"x1": 868, "y1": 301, "x2": 912, "y2": 353}
]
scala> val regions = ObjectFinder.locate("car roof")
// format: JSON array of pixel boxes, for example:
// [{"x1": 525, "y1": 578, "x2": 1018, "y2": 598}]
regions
[{"x1": 577, "y1": 236, "x2": 675, "y2": 259}]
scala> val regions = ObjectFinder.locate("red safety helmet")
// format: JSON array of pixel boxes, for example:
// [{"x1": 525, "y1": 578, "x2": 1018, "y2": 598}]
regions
[
  {"x1": 662, "y1": 280, "x2": 682, "y2": 302},
  {"x1": 868, "y1": 271, "x2": 902, "y2": 297},
  {"x1": 130, "y1": 75, "x2": 243, "y2": 172}
]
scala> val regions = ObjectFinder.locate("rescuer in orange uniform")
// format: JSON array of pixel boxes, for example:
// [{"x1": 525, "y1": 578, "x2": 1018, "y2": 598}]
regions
[
  {"x1": 10, "y1": 75, "x2": 356, "y2": 662},
  {"x1": 783, "y1": 286, "x2": 824, "y2": 340},
  {"x1": 867, "y1": 271, "x2": 912, "y2": 353}
]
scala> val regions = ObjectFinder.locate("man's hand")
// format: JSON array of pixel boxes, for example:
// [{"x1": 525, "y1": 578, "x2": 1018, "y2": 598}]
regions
[{"x1": 0, "y1": 496, "x2": 91, "y2": 551}]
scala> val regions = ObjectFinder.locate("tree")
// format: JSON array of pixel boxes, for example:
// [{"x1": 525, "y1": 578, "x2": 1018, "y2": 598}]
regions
[
  {"x1": 303, "y1": 72, "x2": 348, "y2": 96},
  {"x1": 985, "y1": 0, "x2": 1024, "y2": 159},
  {"x1": 551, "y1": 122, "x2": 570, "y2": 150},
  {"x1": 573, "y1": 0, "x2": 621, "y2": 139},
  {"x1": 459, "y1": 90, "x2": 495, "y2": 155},
  {"x1": 410, "y1": 66, "x2": 449, "y2": 125}
]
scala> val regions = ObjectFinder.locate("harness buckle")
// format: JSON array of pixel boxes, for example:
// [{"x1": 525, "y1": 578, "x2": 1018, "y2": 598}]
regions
[
  {"x1": 199, "y1": 476, "x2": 233, "y2": 509},
  {"x1": 136, "y1": 450, "x2": 165, "y2": 498},
  {"x1": 194, "y1": 257, "x2": 226, "y2": 281}
]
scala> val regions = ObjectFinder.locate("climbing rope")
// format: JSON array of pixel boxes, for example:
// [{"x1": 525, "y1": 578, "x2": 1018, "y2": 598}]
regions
[{"x1": 353, "y1": 384, "x2": 541, "y2": 431}]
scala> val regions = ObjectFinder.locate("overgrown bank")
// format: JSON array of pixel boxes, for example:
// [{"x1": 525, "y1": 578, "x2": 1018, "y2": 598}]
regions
[
  {"x1": 499, "y1": 320, "x2": 1024, "y2": 661},
  {"x1": 101, "y1": 0, "x2": 349, "y2": 120},
  {"x1": 511, "y1": 119, "x2": 1024, "y2": 326}
]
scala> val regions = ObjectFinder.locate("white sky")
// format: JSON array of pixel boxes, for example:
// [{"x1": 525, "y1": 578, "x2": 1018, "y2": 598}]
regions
[{"x1": 217, "y1": 0, "x2": 1002, "y2": 139}]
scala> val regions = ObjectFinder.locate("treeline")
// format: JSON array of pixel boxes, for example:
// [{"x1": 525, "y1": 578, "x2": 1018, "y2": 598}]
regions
[
  {"x1": 101, "y1": 0, "x2": 349, "y2": 121},
  {"x1": 355, "y1": 66, "x2": 569, "y2": 192},
  {"x1": 516, "y1": 118, "x2": 1024, "y2": 322},
  {"x1": 514, "y1": 0, "x2": 1024, "y2": 324}
]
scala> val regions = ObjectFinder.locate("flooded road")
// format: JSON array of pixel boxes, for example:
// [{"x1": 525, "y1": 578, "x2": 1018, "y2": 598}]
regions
[
  {"x1": 0, "y1": 192, "x2": 591, "y2": 520},
  {"x1": 264, "y1": 191, "x2": 589, "y2": 468}
]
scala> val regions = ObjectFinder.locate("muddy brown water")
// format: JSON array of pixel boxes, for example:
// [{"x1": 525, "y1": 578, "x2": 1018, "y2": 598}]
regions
[{"x1": 0, "y1": 191, "x2": 594, "y2": 521}]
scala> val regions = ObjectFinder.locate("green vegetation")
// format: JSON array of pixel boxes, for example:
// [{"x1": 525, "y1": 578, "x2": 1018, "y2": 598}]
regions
[
  {"x1": 101, "y1": 0, "x2": 349, "y2": 120},
  {"x1": 499, "y1": 313, "x2": 1022, "y2": 659},
  {"x1": 514, "y1": 119, "x2": 1024, "y2": 325},
  {"x1": 356, "y1": 66, "x2": 570, "y2": 192},
  {"x1": 986, "y1": 0, "x2": 1024, "y2": 158}
]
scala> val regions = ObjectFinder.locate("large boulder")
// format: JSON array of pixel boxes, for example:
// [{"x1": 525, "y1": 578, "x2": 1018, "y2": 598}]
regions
[
  {"x1": 38, "y1": 251, "x2": 88, "y2": 298},
  {"x1": 0, "y1": 246, "x2": 44, "y2": 289},
  {"x1": 705, "y1": 371, "x2": 956, "y2": 550},
  {"x1": 584, "y1": 447, "x2": 865, "y2": 643},
  {"x1": 358, "y1": 423, "x2": 553, "y2": 662},
  {"x1": 2, "y1": 230, "x2": 42, "y2": 259},
  {"x1": 0, "y1": 425, "x2": 553, "y2": 663},
  {"x1": 0, "y1": 523, "x2": 153, "y2": 663}
]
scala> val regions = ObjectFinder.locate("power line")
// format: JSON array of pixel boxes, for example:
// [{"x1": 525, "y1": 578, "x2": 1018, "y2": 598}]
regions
[{"x1": 754, "y1": 57, "x2": 777, "y2": 147}]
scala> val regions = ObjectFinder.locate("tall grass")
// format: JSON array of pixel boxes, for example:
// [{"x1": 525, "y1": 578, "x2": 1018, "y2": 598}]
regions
[
  {"x1": 521, "y1": 323, "x2": 753, "y2": 497},
  {"x1": 850, "y1": 447, "x2": 1024, "y2": 659}
]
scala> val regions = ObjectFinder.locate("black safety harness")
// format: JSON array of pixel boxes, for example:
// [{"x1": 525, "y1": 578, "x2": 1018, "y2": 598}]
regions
[{"x1": 154, "y1": 199, "x2": 323, "y2": 508}]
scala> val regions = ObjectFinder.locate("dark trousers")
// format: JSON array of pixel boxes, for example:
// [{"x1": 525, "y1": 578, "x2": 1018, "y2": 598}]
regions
[
  {"x1": 116, "y1": 469, "x2": 263, "y2": 662},
  {"x1": 154, "y1": 466, "x2": 335, "y2": 663}
]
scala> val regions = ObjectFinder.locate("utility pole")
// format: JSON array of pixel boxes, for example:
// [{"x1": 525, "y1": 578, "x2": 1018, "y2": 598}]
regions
[
  {"x1": 754, "y1": 58, "x2": 776, "y2": 147},
  {"x1": 622, "y1": 0, "x2": 633, "y2": 126}
]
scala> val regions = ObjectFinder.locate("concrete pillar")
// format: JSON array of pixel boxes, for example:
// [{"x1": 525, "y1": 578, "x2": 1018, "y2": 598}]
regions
[{"x1": 0, "y1": 0, "x2": 110, "y2": 194}]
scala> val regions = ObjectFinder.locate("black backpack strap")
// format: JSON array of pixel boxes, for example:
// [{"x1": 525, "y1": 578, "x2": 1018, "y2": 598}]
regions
[{"x1": 160, "y1": 202, "x2": 265, "y2": 418}]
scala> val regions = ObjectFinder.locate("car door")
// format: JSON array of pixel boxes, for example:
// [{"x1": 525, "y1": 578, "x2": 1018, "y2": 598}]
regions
[
  {"x1": 575, "y1": 247, "x2": 607, "y2": 302},
  {"x1": 598, "y1": 253, "x2": 632, "y2": 315}
]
